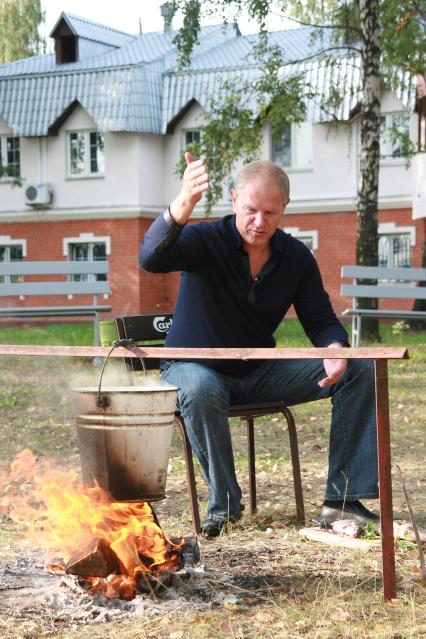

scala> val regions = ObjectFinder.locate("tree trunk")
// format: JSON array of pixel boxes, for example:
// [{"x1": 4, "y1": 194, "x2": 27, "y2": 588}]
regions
[
  {"x1": 409, "y1": 217, "x2": 426, "y2": 330},
  {"x1": 356, "y1": 0, "x2": 381, "y2": 342}
]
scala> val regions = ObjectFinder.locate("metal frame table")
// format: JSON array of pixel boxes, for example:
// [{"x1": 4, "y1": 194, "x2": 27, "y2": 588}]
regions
[{"x1": 0, "y1": 344, "x2": 409, "y2": 601}]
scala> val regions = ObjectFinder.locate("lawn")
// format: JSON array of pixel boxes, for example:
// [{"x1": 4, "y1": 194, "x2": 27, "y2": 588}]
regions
[{"x1": 0, "y1": 320, "x2": 425, "y2": 638}]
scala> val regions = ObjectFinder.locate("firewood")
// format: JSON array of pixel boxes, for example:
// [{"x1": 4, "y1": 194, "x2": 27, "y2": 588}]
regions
[{"x1": 65, "y1": 537, "x2": 120, "y2": 577}]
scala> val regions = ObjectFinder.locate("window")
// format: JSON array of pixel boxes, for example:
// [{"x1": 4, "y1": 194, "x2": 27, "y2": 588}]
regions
[
  {"x1": 68, "y1": 242, "x2": 107, "y2": 281},
  {"x1": 184, "y1": 129, "x2": 201, "y2": 148},
  {"x1": 378, "y1": 223, "x2": 415, "y2": 269},
  {"x1": 272, "y1": 123, "x2": 312, "y2": 170},
  {"x1": 284, "y1": 227, "x2": 318, "y2": 252},
  {"x1": 380, "y1": 113, "x2": 410, "y2": 159},
  {"x1": 0, "y1": 240, "x2": 25, "y2": 283},
  {"x1": 379, "y1": 234, "x2": 411, "y2": 268},
  {"x1": 0, "y1": 136, "x2": 20, "y2": 178},
  {"x1": 64, "y1": 233, "x2": 110, "y2": 283},
  {"x1": 68, "y1": 131, "x2": 104, "y2": 177},
  {"x1": 60, "y1": 35, "x2": 77, "y2": 63}
]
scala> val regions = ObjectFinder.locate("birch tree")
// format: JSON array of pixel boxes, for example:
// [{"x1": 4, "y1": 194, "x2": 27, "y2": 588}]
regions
[
  {"x1": 0, "y1": 0, "x2": 45, "y2": 64},
  {"x1": 170, "y1": 0, "x2": 426, "y2": 341},
  {"x1": 355, "y1": 0, "x2": 381, "y2": 337}
]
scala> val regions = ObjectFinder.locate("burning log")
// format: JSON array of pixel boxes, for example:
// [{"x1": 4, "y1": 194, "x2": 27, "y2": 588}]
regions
[
  {"x1": 65, "y1": 536, "x2": 200, "y2": 580},
  {"x1": 65, "y1": 537, "x2": 120, "y2": 577},
  {"x1": 170, "y1": 537, "x2": 200, "y2": 568},
  {"x1": 0, "y1": 450, "x2": 200, "y2": 601}
]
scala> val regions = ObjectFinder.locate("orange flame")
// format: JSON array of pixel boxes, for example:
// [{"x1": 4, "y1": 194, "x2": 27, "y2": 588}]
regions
[{"x1": 0, "y1": 449, "x2": 183, "y2": 599}]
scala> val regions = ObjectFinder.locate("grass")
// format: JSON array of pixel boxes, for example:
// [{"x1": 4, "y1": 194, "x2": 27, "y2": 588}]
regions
[
  {"x1": 0, "y1": 321, "x2": 94, "y2": 345},
  {"x1": 0, "y1": 320, "x2": 425, "y2": 638}
]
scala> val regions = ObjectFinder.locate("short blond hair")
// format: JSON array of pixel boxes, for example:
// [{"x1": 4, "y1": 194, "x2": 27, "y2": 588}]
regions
[{"x1": 234, "y1": 160, "x2": 290, "y2": 201}]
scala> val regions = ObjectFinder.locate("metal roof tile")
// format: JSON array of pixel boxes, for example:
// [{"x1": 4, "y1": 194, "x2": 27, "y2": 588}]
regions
[
  {"x1": 49, "y1": 12, "x2": 135, "y2": 48},
  {"x1": 0, "y1": 16, "x2": 416, "y2": 137}
]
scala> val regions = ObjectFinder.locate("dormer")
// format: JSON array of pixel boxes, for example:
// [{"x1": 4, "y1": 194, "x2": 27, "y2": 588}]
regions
[
  {"x1": 49, "y1": 12, "x2": 134, "y2": 65},
  {"x1": 51, "y1": 17, "x2": 78, "y2": 64}
]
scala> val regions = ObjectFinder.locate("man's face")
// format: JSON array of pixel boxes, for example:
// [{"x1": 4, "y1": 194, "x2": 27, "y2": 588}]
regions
[{"x1": 231, "y1": 177, "x2": 289, "y2": 250}]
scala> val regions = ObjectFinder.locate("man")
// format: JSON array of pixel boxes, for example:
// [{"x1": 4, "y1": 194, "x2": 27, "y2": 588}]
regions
[{"x1": 140, "y1": 153, "x2": 379, "y2": 537}]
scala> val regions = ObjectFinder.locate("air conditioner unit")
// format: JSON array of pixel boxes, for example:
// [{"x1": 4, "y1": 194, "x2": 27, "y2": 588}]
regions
[{"x1": 25, "y1": 183, "x2": 54, "y2": 207}]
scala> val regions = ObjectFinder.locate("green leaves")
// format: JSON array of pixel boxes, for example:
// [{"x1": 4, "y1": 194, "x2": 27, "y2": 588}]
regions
[
  {"x1": 381, "y1": 0, "x2": 426, "y2": 76},
  {"x1": 0, "y1": 0, "x2": 45, "y2": 64},
  {"x1": 175, "y1": 32, "x2": 307, "y2": 213}
]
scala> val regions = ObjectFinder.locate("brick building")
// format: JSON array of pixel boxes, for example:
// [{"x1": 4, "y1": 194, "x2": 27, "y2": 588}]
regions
[{"x1": 0, "y1": 11, "x2": 425, "y2": 326}]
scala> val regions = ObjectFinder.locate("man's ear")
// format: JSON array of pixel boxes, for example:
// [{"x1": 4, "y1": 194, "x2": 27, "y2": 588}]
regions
[
  {"x1": 230, "y1": 188, "x2": 236, "y2": 208},
  {"x1": 283, "y1": 197, "x2": 291, "y2": 212}
]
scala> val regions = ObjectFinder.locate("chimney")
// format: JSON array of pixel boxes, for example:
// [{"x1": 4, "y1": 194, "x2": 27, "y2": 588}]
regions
[{"x1": 160, "y1": 2, "x2": 174, "y2": 32}]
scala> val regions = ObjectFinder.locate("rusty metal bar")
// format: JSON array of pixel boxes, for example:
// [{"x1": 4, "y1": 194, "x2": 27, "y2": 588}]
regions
[
  {"x1": 0, "y1": 344, "x2": 409, "y2": 360},
  {"x1": 375, "y1": 359, "x2": 397, "y2": 602},
  {"x1": 246, "y1": 418, "x2": 257, "y2": 517}
]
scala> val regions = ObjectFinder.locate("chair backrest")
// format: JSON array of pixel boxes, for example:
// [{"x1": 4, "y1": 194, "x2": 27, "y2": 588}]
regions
[{"x1": 115, "y1": 313, "x2": 174, "y2": 372}]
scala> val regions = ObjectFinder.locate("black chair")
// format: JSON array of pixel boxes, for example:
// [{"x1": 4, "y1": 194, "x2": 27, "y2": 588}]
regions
[{"x1": 115, "y1": 314, "x2": 305, "y2": 534}]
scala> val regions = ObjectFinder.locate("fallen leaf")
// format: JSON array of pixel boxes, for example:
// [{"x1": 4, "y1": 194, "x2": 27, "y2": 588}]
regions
[
  {"x1": 330, "y1": 608, "x2": 350, "y2": 621},
  {"x1": 219, "y1": 620, "x2": 233, "y2": 633},
  {"x1": 255, "y1": 611, "x2": 274, "y2": 623}
]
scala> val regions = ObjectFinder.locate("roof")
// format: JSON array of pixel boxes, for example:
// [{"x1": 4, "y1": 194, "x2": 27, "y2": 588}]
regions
[
  {"x1": 49, "y1": 12, "x2": 135, "y2": 48},
  {"x1": 0, "y1": 13, "x2": 416, "y2": 137}
]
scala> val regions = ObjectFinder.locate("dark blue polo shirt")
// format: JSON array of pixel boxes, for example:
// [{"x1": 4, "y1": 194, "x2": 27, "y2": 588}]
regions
[{"x1": 140, "y1": 213, "x2": 349, "y2": 374}]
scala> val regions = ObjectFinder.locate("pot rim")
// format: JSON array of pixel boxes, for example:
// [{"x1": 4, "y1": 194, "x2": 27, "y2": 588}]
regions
[{"x1": 72, "y1": 384, "x2": 179, "y2": 393}]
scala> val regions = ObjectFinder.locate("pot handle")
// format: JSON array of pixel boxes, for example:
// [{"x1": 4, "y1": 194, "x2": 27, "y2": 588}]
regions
[{"x1": 96, "y1": 339, "x2": 147, "y2": 408}]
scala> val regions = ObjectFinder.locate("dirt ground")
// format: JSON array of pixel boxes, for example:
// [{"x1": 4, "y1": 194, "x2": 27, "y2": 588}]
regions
[{"x1": 0, "y1": 351, "x2": 425, "y2": 638}]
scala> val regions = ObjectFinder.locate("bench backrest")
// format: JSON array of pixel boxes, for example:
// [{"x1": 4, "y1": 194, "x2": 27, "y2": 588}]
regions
[
  {"x1": 115, "y1": 313, "x2": 173, "y2": 371},
  {"x1": 0, "y1": 261, "x2": 110, "y2": 297},
  {"x1": 341, "y1": 266, "x2": 426, "y2": 302}
]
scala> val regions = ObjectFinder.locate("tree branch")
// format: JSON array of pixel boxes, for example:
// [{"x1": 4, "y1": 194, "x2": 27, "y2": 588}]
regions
[
  {"x1": 410, "y1": 1, "x2": 426, "y2": 23},
  {"x1": 284, "y1": 46, "x2": 362, "y2": 65},
  {"x1": 269, "y1": 10, "x2": 362, "y2": 35}
]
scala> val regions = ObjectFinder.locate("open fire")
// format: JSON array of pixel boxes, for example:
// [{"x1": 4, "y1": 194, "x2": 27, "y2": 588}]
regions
[{"x1": 0, "y1": 449, "x2": 197, "y2": 601}]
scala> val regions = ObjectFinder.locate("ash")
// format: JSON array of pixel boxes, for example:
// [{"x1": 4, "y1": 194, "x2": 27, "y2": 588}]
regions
[{"x1": 0, "y1": 556, "x2": 235, "y2": 625}]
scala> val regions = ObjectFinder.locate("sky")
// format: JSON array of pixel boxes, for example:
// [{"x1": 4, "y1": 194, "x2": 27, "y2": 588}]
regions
[{"x1": 40, "y1": 0, "x2": 295, "y2": 45}]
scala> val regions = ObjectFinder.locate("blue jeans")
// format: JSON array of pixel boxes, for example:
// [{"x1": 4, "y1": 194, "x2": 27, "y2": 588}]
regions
[{"x1": 161, "y1": 358, "x2": 378, "y2": 522}]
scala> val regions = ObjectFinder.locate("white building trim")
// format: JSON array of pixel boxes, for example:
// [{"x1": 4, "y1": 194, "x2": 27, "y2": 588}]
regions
[
  {"x1": 0, "y1": 235, "x2": 27, "y2": 256},
  {"x1": 62, "y1": 232, "x2": 111, "y2": 256}
]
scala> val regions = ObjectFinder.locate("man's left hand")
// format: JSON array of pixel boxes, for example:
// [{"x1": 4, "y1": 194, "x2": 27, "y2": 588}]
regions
[{"x1": 318, "y1": 343, "x2": 347, "y2": 388}]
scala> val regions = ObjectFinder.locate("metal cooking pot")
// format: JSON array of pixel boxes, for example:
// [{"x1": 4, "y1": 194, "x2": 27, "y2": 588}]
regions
[{"x1": 72, "y1": 383, "x2": 178, "y2": 501}]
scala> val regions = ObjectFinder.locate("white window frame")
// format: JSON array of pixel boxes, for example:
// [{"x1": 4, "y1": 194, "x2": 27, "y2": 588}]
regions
[
  {"x1": 271, "y1": 122, "x2": 313, "y2": 171},
  {"x1": 0, "y1": 236, "x2": 26, "y2": 284},
  {"x1": 63, "y1": 233, "x2": 110, "y2": 293},
  {"x1": 380, "y1": 112, "x2": 410, "y2": 163},
  {"x1": 0, "y1": 135, "x2": 21, "y2": 179},
  {"x1": 284, "y1": 227, "x2": 318, "y2": 251},
  {"x1": 63, "y1": 233, "x2": 111, "y2": 257},
  {"x1": 378, "y1": 222, "x2": 415, "y2": 271},
  {"x1": 66, "y1": 130, "x2": 105, "y2": 178},
  {"x1": 182, "y1": 128, "x2": 201, "y2": 150}
]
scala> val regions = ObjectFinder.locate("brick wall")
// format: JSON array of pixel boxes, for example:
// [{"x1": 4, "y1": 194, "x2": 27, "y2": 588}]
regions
[
  {"x1": 281, "y1": 207, "x2": 425, "y2": 316},
  {"x1": 1, "y1": 208, "x2": 424, "y2": 326},
  {"x1": 0, "y1": 218, "x2": 163, "y2": 319}
]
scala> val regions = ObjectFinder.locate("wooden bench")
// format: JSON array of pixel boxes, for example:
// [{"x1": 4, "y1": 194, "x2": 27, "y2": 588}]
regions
[
  {"x1": 0, "y1": 260, "x2": 111, "y2": 345},
  {"x1": 341, "y1": 266, "x2": 426, "y2": 347}
]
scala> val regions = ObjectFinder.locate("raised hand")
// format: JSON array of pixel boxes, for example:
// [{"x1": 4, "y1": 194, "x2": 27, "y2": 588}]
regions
[
  {"x1": 169, "y1": 152, "x2": 209, "y2": 224},
  {"x1": 182, "y1": 152, "x2": 209, "y2": 204}
]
